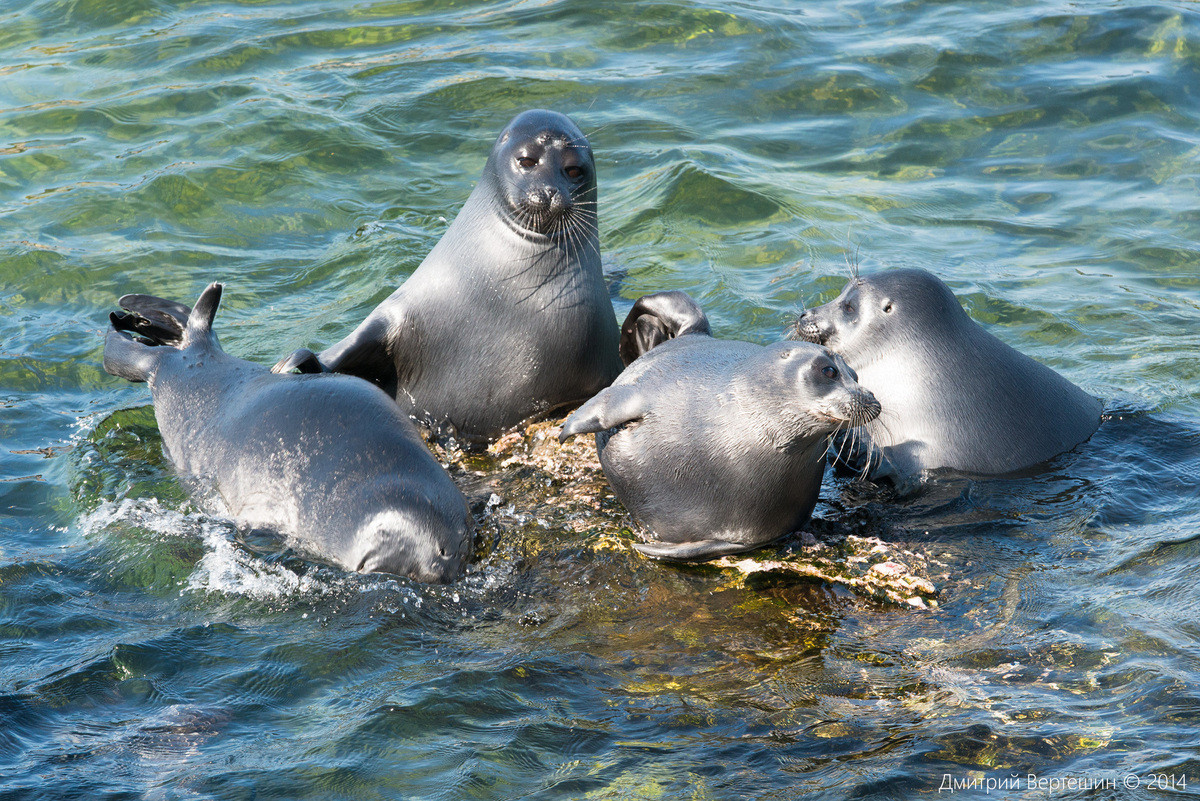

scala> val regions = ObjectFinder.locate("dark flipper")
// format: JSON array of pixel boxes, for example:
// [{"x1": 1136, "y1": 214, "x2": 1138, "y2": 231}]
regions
[
  {"x1": 112, "y1": 295, "x2": 190, "y2": 346},
  {"x1": 273, "y1": 314, "x2": 396, "y2": 392},
  {"x1": 618, "y1": 290, "x2": 711, "y2": 365},
  {"x1": 633, "y1": 538, "x2": 757, "y2": 562},
  {"x1": 104, "y1": 283, "x2": 224, "y2": 382},
  {"x1": 273, "y1": 348, "x2": 329, "y2": 374}
]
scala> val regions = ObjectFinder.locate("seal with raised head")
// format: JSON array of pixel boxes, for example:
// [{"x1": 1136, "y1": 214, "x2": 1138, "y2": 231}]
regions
[
  {"x1": 792, "y1": 267, "x2": 1101, "y2": 479},
  {"x1": 104, "y1": 283, "x2": 474, "y2": 583},
  {"x1": 273, "y1": 109, "x2": 623, "y2": 445},
  {"x1": 560, "y1": 291, "x2": 881, "y2": 561}
]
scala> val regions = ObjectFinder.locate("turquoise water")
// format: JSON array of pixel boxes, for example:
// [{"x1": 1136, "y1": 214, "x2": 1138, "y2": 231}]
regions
[{"x1": 3, "y1": 0, "x2": 1200, "y2": 798}]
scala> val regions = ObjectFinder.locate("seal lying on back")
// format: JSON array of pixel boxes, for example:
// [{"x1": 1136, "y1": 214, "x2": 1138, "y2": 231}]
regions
[
  {"x1": 560, "y1": 291, "x2": 880, "y2": 561},
  {"x1": 274, "y1": 109, "x2": 623, "y2": 445},
  {"x1": 792, "y1": 267, "x2": 1101, "y2": 479},
  {"x1": 103, "y1": 283, "x2": 473, "y2": 583}
]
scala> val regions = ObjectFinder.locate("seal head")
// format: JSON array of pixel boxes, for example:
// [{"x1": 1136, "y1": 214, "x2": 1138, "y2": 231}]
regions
[
  {"x1": 273, "y1": 109, "x2": 622, "y2": 445},
  {"x1": 793, "y1": 267, "x2": 1101, "y2": 479},
  {"x1": 489, "y1": 109, "x2": 596, "y2": 240}
]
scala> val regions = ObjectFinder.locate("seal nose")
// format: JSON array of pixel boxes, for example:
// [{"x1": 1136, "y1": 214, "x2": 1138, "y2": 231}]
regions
[
  {"x1": 791, "y1": 311, "x2": 827, "y2": 345},
  {"x1": 852, "y1": 389, "x2": 882, "y2": 427},
  {"x1": 527, "y1": 187, "x2": 570, "y2": 216}
]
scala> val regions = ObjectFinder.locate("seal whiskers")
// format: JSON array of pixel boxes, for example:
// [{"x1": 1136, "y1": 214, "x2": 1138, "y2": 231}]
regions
[
  {"x1": 273, "y1": 109, "x2": 622, "y2": 445},
  {"x1": 792, "y1": 267, "x2": 1100, "y2": 480}
]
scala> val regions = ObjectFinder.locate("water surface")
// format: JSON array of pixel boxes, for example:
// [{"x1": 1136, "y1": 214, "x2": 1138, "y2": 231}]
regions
[{"x1": 2, "y1": 0, "x2": 1200, "y2": 798}]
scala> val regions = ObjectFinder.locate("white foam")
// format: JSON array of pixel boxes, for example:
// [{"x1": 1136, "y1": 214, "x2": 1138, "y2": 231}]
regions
[
  {"x1": 77, "y1": 497, "x2": 331, "y2": 602},
  {"x1": 77, "y1": 497, "x2": 207, "y2": 539},
  {"x1": 186, "y1": 523, "x2": 326, "y2": 601}
]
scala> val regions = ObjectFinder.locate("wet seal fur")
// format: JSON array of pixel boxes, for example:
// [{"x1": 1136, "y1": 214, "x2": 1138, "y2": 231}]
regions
[
  {"x1": 560, "y1": 291, "x2": 880, "y2": 561},
  {"x1": 273, "y1": 109, "x2": 623, "y2": 446},
  {"x1": 104, "y1": 283, "x2": 474, "y2": 583},
  {"x1": 792, "y1": 267, "x2": 1101, "y2": 480}
]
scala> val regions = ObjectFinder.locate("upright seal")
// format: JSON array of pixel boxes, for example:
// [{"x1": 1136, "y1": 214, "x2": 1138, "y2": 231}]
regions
[
  {"x1": 560, "y1": 291, "x2": 880, "y2": 561},
  {"x1": 274, "y1": 109, "x2": 623, "y2": 445},
  {"x1": 792, "y1": 267, "x2": 1101, "y2": 479},
  {"x1": 104, "y1": 283, "x2": 474, "y2": 583}
]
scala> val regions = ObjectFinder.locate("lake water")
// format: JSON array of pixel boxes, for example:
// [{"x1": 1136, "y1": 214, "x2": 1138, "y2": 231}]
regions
[{"x1": 3, "y1": 0, "x2": 1200, "y2": 798}]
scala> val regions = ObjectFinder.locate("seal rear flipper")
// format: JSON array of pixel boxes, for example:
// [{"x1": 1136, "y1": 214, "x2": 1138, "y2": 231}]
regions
[
  {"x1": 112, "y1": 295, "x2": 190, "y2": 346},
  {"x1": 633, "y1": 538, "x2": 754, "y2": 562},
  {"x1": 559, "y1": 384, "x2": 645, "y2": 441},
  {"x1": 183, "y1": 282, "x2": 223, "y2": 345},
  {"x1": 619, "y1": 290, "x2": 711, "y2": 365},
  {"x1": 103, "y1": 328, "x2": 160, "y2": 382}
]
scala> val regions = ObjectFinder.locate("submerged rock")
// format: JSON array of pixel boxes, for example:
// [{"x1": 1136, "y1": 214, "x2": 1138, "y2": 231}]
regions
[{"x1": 427, "y1": 418, "x2": 939, "y2": 606}]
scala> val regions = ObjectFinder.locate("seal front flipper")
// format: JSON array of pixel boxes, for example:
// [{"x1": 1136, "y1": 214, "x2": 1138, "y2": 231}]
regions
[
  {"x1": 103, "y1": 327, "x2": 160, "y2": 382},
  {"x1": 275, "y1": 314, "x2": 396, "y2": 390},
  {"x1": 559, "y1": 385, "x2": 645, "y2": 441},
  {"x1": 619, "y1": 290, "x2": 711, "y2": 365},
  {"x1": 272, "y1": 348, "x2": 328, "y2": 375},
  {"x1": 633, "y1": 538, "x2": 755, "y2": 561}
]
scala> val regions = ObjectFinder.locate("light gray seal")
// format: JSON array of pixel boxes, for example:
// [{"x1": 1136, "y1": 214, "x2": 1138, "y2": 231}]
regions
[
  {"x1": 273, "y1": 109, "x2": 623, "y2": 445},
  {"x1": 560, "y1": 291, "x2": 881, "y2": 561},
  {"x1": 792, "y1": 267, "x2": 1101, "y2": 479},
  {"x1": 103, "y1": 283, "x2": 474, "y2": 583}
]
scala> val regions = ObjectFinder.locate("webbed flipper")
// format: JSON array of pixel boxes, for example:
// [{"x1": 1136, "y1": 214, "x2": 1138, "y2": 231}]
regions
[
  {"x1": 104, "y1": 283, "x2": 224, "y2": 382},
  {"x1": 272, "y1": 348, "x2": 329, "y2": 374},
  {"x1": 618, "y1": 290, "x2": 711, "y2": 365},
  {"x1": 559, "y1": 384, "x2": 645, "y2": 441},
  {"x1": 274, "y1": 315, "x2": 397, "y2": 392}
]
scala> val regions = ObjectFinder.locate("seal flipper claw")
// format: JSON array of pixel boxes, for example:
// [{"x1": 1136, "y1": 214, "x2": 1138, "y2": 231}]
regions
[
  {"x1": 633, "y1": 538, "x2": 755, "y2": 562},
  {"x1": 112, "y1": 295, "x2": 190, "y2": 346}
]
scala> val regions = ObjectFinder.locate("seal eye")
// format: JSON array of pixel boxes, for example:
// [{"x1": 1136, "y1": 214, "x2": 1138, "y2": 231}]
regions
[
  {"x1": 517, "y1": 156, "x2": 537, "y2": 169},
  {"x1": 842, "y1": 302, "x2": 855, "y2": 314},
  {"x1": 883, "y1": 302, "x2": 893, "y2": 313},
  {"x1": 564, "y1": 165, "x2": 583, "y2": 180},
  {"x1": 822, "y1": 365, "x2": 839, "y2": 380}
]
